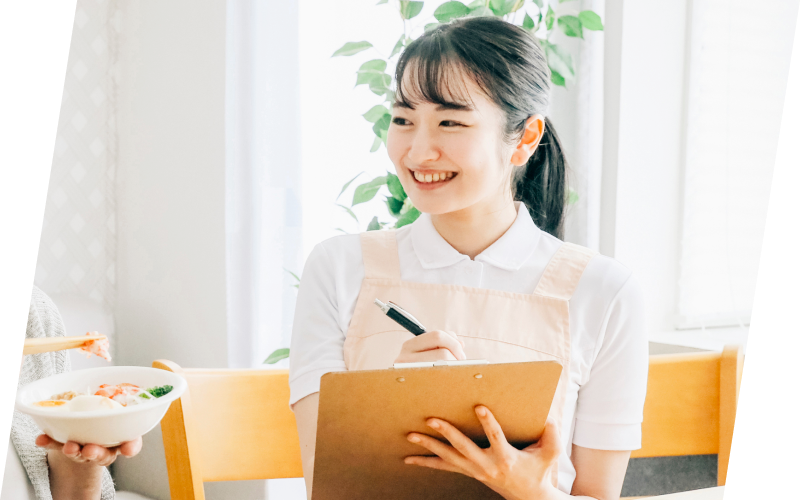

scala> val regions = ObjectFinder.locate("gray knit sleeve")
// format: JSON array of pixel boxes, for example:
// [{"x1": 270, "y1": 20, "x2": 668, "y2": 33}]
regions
[{"x1": 13, "y1": 287, "x2": 116, "y2": 500}]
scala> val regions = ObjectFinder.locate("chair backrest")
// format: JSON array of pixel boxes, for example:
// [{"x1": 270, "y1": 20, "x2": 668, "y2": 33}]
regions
[
  {"x1": 630, "y1": 344, "x2": 744, "y2": 486},
  {"x1": 154, "y1": 360, "x2": 303, "y2": 500}
]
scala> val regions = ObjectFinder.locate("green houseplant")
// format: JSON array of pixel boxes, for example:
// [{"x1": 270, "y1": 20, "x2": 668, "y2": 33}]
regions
[{"x1": 265, "y1": 0, "x2": 602, "y2": 364}]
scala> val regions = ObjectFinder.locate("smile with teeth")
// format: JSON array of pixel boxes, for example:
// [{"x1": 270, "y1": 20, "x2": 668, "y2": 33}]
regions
[{"x1": 413, "y1": 171, "x2": 455, "y2": 183}]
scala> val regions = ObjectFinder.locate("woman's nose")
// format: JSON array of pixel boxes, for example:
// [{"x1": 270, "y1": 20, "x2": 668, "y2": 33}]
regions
[{"x1": 407, "y1": 128, "x2": 440, "y2": 165}]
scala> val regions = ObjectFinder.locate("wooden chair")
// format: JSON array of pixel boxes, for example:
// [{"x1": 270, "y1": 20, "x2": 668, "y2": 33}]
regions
[
  {"x1": 626, "y1": 344, "x2": 744, "y2": 497},
  {"x1": 156, "y1": 345, "x2": 744, "y2": 499},
  {"x1": 153, "y1": 360, "x2": 303, "y2": 500}
]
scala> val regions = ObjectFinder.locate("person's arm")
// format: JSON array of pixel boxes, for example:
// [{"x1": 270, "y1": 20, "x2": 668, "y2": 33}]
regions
[
  {"x1": 38, "y1": 433, "x2": 143, "y2": 500},
  {"x1": 293, "y1": 393, "x2": 320, "y2": 499},
  {"x1": 569, "y1": 446, "x2": 630, "y2": 500}
]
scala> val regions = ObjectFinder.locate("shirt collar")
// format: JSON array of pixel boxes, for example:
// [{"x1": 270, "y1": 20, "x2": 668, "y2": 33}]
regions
[{"x1": 410, "y1": 202, "x2": 542, "y2": 271}]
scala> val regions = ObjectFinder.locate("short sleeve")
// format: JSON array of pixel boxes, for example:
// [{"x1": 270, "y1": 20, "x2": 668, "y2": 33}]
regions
[
  {"x1": 572, "y1": 274, "x2": 649, "y2": 451},
  {"x1": 288, "y1": 243, "x2": 348, "y2": 405}
]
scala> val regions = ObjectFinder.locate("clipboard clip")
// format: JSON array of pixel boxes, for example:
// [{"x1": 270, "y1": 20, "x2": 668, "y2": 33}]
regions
[{"x1": 393, "y1": 359, "x2": 489, "y2": 369}]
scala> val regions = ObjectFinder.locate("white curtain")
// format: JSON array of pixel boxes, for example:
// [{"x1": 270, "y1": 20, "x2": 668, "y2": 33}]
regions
[
  {"x1": 677, "y1": 0, "x2": 798, "y2": 328},
  {"x1": 226, "y1": 0, "x2": 303, "y2": 370}
]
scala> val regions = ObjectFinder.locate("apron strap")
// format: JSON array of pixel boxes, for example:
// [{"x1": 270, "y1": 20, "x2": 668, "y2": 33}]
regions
[
  {"x1": 360, "y1": 230, "x2": 402, "y2": 280},
  {"x1": 533, "y1": 242, "x2": 597, "y2": 300}
]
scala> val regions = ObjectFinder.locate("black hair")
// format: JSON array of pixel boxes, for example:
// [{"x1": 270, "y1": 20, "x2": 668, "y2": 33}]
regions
[{"x1": 395, "y1": 16, "x2": 568, "y2": 239}]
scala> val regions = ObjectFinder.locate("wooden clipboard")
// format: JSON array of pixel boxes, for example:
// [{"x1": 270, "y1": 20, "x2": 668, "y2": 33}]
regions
[{"x1": 312, "y1": 360, "x2": 562, "y2": 500}]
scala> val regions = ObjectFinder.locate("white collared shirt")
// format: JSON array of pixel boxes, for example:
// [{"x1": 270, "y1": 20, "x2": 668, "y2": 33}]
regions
[{"x1": 289, "y1": 204, "x2": 648, "y2": 492}]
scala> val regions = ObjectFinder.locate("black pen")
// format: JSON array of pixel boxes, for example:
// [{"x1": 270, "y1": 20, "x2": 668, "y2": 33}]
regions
[{"x1": 374, "y1": 299, "x2": 427, "y2": 336}]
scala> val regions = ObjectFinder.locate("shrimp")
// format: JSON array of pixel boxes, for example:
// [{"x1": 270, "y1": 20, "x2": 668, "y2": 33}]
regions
[
  {"x1": 79, "y1": 331, "x2": 112, "y2": 362},
  {"x1": 94, "y1": 383, "x2": 142, "y2": 406}
]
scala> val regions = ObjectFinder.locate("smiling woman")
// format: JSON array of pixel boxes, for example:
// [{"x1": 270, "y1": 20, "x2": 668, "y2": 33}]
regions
[{"x1": 290, "y1": 16, "x2": 647, "y2": 500}]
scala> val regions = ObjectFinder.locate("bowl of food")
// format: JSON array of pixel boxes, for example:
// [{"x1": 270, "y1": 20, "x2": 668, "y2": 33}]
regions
[{"x1": 15, "y1": 366, "x2": 187, "y2": 446}]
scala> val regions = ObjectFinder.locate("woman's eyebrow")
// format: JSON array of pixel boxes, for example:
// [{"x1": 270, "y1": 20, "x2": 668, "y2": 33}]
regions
[{"x1": 435, "y1": 102, "x2": 474, "y2": 111}]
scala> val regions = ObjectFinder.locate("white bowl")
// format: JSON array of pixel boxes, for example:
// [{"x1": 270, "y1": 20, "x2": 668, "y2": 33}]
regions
[{"x1": 15, "y1": 366, "x2": 187, "y2": 446}]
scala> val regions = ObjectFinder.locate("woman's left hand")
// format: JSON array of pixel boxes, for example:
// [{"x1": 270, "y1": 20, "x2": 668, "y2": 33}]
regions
[
  {"x1": 36, "y1": 434, "x2": 142, "y2": 467},
  {"x1": 404, "y1": 406, "x2": 561, "y2": 500}
]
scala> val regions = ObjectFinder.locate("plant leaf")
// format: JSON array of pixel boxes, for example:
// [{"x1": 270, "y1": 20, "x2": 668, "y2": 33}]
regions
[
  {"x1": 550, "y1": 70, "x2": 566, "y2": 87},
  {"x1": 370, "y1": 136, "x2": 382, "y2": 152},
  {"x1": 400, "y1": 1, "x2": 424, "y2": 19},
  {"x1": 263, "y1": 348, "x2": 290, "y2": 364},
  {"x1": 332, "y1": 41, "x2": 373, "y2": 57},
  {"x1": 578, "y1": 10, "x2": 603, "y2": 31},
  {"x1": 283, "y1": 267, "x2": 301, "y2": 284},
  {"x1": 336, "y1": 203, "x2": 359, "y2": 222},
  {"x1": 367, "y1": 216, "x2": 382, "y2": 231},
  {"x1": 530, "y1": 0, "x2": 543, "y2": 7},
  {"x1": 568, "y1": 187, "x2": 579, "y2": 205},
  {"x1": 545, "y1": 5, "x2": 555, "y2": 30},
  {"x1": 359, "y1": 59, "x2": 387, "y2": 72},
  {"x1": 543, "y1": 41, "x2": 575, "y2": 80},
  {"x1": 337, "y1": 172, "x2": 363, "y2": 201},
  {"x1": 557, "y1": 15, "x2": 583, "y2": 38},
  {"x1": 390, "y1": 35, "x2": 407, "y2": 58},
  {"x1": 386, "y1": 172, "x2": 407, "y2": 201},
  {"x1": 434, "y1": 1, "x2": 470, "y2": 22},
  {"x1": 424, "y1": 22, "x2": 440, "y2": 32},
  {"x1": 489, "y1": 0, "x2": 515, "y2": 16},
  {"x1": 363, "y1": 105, "x2": 391, "y2": 123},
  {"x1": 372, "y1": 114, "x2": 392, "y2": 137},
  {"x1": 368, "y1": 73, "x2": 392, "y2": 95},
  {"x1": 356, "y1": 70, "x2": 385, "y2": 86},
  {"x1": 395, "y1": 207, "x2": 421, "y2": 228},
  {"x1": 468, "y1": 5, "x2": 493, "y2": 17},
  {"x1": 523, "y1": 12, "x2": 535, "y2": 30},
  {"x1": 377, "y1": 0, "x2": 389, "y2": 3},
  {"x1": 386, "y1": 196, "x2": 404, "y2": 215},
  {"x1": 352, "y1": 176, "x2": 388, "y2": 205}
]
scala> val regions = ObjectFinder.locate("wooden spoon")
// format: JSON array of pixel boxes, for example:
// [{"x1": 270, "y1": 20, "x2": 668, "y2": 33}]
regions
[{"x1": 23, "y1": 334, "x2": 106, "y2": 355}]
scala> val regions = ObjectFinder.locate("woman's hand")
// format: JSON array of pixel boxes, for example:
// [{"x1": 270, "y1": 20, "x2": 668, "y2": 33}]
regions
[
  {"x1": 404, "y1": 406, "x2": 562, "y2": 500},
  {"x1": 36, "y1": 434, "x2": 142, "y2": 467},
  {"x1": 37, "y1": 434, "x2": 143, "y2": 500},
  {"x1": 394, "y1": 330, "x2": 466, "y2": 363}
]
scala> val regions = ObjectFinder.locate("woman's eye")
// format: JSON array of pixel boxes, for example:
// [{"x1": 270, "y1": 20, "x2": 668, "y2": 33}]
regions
[
  {"x1": 392, "y1": 117, "x2": 410, "y2": 126},
  {"x1": 440, "y1": 120, "x2": 464, "y2": 127}
]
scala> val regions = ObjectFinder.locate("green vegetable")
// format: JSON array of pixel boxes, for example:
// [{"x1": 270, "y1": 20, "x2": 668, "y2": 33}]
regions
[{"x1": 140, "y1": 385, "x2": 174, "y2": 399}]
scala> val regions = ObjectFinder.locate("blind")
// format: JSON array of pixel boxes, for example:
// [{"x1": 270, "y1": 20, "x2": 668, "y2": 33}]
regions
[{"x1": 677, "y1": 0, "x2": 798, "y2": 328}]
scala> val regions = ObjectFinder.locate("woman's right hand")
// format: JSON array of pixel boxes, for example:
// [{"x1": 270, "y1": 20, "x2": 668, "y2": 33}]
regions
[{"x1": 394, "y1": 330, "x2": 466, "y2": 363}]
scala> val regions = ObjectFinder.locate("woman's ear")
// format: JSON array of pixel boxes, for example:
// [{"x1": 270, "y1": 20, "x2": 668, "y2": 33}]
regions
[{"x1": 510, "y1": 115, "x2": 545, "y2": 166}]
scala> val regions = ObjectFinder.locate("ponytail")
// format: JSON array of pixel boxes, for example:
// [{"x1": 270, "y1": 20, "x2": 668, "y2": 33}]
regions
[{"x1": 513, "y1": 117, "x2": 568, "y2": 240}]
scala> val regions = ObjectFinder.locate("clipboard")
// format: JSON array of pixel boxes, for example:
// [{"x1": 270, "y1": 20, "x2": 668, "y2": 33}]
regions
[{"x1": 312, "y1": 360, "x2": 562, "y2": 500}]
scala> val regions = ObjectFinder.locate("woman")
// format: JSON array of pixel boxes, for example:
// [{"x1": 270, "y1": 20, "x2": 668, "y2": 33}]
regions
[
  {"x1": 289, "y1": 17, "x2": 647, "y2": 500},
  {"x1": 4, "y1": 286, "x2": 142, "y2": 500}
]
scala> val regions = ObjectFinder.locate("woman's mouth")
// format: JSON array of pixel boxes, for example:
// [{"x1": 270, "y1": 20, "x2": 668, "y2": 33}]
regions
[{"x1": 411, "y1": 170, "x2": 457, "y2": 189}]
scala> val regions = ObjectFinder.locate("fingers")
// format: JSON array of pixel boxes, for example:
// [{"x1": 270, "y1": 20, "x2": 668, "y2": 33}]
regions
[
  {"x1": 425, "y1": 418, "x2": 492, "y2": 470},
  {"x1": 406, "y1": 431, "x2": 478, "y2": 475},
  {"x1": 404, "y1": 455, "x2": 469, "y2": 476},
  {"x1": 523, "y1": 417, "x2": 561, "y2": 464},
  {"x1": 397, "y1": 331, "x2": 466, "y2": 361},
  {"x1": 39, "y1": 437, "x2": 125, "y2": 467},
  {"x1": 474, "y1": 406, "x2": 509, "y2": 451},
  {"x1": 119, "y1": 437, "x2": 143, "y2": 457},
  {"x1": 398, "y1": 348, "x2": 457, "y2": 363},
  {"x1": 35, "y1": 434, "x2": 63, "y2": 451}
]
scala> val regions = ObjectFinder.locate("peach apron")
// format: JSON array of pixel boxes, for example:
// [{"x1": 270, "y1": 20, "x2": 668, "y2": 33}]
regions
[{"x1": 343, "y1": 230, "x2": 596, "y2": 486}]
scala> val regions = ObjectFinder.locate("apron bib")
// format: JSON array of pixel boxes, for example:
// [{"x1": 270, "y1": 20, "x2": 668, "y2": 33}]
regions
[{"x1": 343, "y1": 230, "x2": 595, "y2": 487}]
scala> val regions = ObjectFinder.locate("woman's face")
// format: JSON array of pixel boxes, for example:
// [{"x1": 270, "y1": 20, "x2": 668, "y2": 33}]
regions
[{"x1": 387, "y1": 72, "x2": 515, "y2": 216}]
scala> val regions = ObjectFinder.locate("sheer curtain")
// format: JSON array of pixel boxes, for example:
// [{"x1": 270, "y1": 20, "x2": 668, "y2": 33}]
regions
[
  {"x1": 226, "y1": 0, "x2": 303, "y2": 370},
  {"x1": 677, "y1": 0, "x2": 798, "y2": 328}
]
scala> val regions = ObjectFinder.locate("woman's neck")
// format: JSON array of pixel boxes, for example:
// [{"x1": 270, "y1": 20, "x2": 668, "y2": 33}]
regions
[{"x1": 430, "y1": 198, "x2": 519, "y2": 260}]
